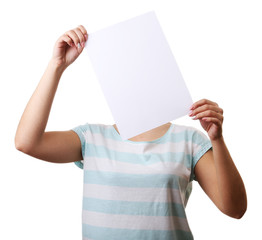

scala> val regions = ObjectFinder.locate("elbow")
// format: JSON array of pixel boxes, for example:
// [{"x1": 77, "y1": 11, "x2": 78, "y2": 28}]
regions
[
  {"x1": 222, "y1": 201, "x2": 247, "y2": 219},
  {"x1": 228, "y1": 208, "x2": 247, "y2": 219},
  {"x1": 15, "y1": 136, "x2": 32, "y2": 155},
  {"x1": 233, "y1": 204, "x2": 247, "y2": 219},
  {"x1": 219, "y1": 188, "x2": 248, "y2": 220},
  {"x1": 15, "y1": 139, "x2": 26, "y2": 153},
  {"x1": 233, "y1": 193, "x2": 248, "y2": 219}
]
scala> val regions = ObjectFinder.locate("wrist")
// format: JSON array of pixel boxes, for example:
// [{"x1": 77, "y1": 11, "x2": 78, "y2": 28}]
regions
[
  {"x1": 48, "y1": 59, "x2": 67, "y2": 75},
  {"x1": 211, "y1": 135, "x2": 224, "y2": 146}
]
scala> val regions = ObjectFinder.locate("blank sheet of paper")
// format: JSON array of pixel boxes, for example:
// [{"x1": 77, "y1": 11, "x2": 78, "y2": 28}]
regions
[{"x1": 85, "y1": 11, "x2": 193, "y2": 140}]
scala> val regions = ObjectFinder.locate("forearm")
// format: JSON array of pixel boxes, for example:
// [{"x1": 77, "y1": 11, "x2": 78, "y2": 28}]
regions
[
  {"x1": 211, "y1": 136, "x2": 247, "y2": 218},
  {"x1": 15, "y1": 60, "x2": 64, "y2": 152}
]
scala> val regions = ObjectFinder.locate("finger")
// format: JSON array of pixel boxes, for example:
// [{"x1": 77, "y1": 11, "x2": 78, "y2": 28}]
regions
[
  {"x1": 190, "y1": 99, "x2": 218, "y2": 110},
  {"x1": 64, "y1": 30, "x2": 81, "y2": 48},
  {"x1": 77, "y1": 25, "x2": 88, "y2": 40},
  {"x1": 193, "y1": 110, "x2": 224, "y2": 122},
  {"x1": 189, "y1": 104, "x2": 223, "y2": 117},
  {"x1": 59, "y1": 35, "x2": 74, "y2": 47},
  {"x1": 202, "y1": 117, "x2": 222, "y2": 127},
  {"x1": 74, "y1": 27, "x2": 86, "y2": 47}
]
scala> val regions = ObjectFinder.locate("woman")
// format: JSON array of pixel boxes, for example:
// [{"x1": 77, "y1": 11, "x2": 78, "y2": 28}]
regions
[{"x1": 15, "y1": 25, "x2": 247, "y2": 240}]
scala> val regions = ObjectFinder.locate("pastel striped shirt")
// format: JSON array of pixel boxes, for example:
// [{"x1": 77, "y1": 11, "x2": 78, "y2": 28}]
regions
[{"x1": 72, "y1": 122, "x2": 212, "y2": 240}]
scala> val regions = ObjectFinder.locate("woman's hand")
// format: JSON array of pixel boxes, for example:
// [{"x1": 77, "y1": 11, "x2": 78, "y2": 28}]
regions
[
  {"x1": 190, "y1": 99, "x2": 247, "y2": 218},
  {"x1": 189, "y1": 99, "x2": 224, "y2": 141},
  {"x1": 51, "y1": 25, "x2": 88, "y2": 70}
]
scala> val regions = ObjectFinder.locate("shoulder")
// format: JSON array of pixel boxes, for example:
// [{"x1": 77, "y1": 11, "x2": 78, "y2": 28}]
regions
[
  {"x1": 72, "y1": 122, "x2": 115, "y2": 169},
  {"x1": 72, "y1": 122, "x2": 112, "y2": 133},
  {"x1": 172, "y1": 123, "x2": 209, "y2": 141},
  {"x1": 172, "y1": 123, "x2": 212, "y2": 159},
  {"x1": 72, "y1": 122, "x2": 118, "y2": 142}
]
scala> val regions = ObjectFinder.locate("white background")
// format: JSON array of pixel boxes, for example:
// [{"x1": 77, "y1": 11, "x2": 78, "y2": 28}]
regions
[{"x1": 0, "y1": 0, "x2": 261, "y2": 239}]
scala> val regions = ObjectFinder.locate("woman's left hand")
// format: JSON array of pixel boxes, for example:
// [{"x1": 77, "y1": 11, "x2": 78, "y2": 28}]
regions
[{"x1": 189, "y1": 99, "x2": 224, "y2": 141}]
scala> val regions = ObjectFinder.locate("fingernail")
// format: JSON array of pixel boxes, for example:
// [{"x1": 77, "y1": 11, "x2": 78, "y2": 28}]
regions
[
  {"x1": 77, "y1": 43, "x2": 81, "y2": 49},
  {"x1": 81, "y1": 42, "x2": 85, "y2": 48},
  {"x1": 188, "y1": 110, "x2": 193, "y2": 116}
]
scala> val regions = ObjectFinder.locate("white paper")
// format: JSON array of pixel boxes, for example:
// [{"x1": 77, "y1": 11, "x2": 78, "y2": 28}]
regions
[{"x1": 85, "y1": 11, "x2": 193, "y2": 140}]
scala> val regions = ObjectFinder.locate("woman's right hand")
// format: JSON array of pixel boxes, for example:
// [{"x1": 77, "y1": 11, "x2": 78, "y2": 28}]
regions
[{"x1": 51, "y1": 25, "x2": 88, "y2": 70}]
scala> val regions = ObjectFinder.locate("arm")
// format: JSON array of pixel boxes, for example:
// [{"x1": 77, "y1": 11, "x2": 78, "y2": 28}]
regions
[
  {"x1": 15, "y1": 25, "x2": 88, "y2": 163},
  {"x1": 189, "y1": 99, "x2": 247, "y2": 219}
]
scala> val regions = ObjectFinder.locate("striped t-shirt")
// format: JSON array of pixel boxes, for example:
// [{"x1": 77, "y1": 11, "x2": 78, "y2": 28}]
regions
[{"x1": 72, "y1": 122, "x2": 212, "y2": 240}]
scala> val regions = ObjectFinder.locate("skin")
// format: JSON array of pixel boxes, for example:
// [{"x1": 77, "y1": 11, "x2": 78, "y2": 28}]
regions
[
  {"x1": 113, "y1": 122, "x2": 172, "y2": 142},
  {"x1": 15, "y1": 25, "x2": 247, "y2": 220}
]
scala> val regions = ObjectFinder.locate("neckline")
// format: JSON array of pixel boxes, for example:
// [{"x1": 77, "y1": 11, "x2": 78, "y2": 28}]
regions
[{"x1": 111, "y1": 123, "x2": 174, "y2": 144}]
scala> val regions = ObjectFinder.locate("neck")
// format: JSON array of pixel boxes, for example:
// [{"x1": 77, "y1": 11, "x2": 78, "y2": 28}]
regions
[{"x1": 113, "y1": 122, "x2": 172, "y2": 142}]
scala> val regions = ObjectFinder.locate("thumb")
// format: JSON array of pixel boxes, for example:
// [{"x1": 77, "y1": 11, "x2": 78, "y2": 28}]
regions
[{"x1": 77, "y1": 42, "x2": 85, "y2": 54}]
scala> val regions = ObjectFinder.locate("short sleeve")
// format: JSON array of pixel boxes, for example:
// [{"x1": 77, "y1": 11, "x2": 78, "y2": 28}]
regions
[
  {"x1": 190, "y1": 128, "x2": 212, "y2": 181},
  {"x1": 71, "y1": 123, "x2": 90, "y2": 169}
]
